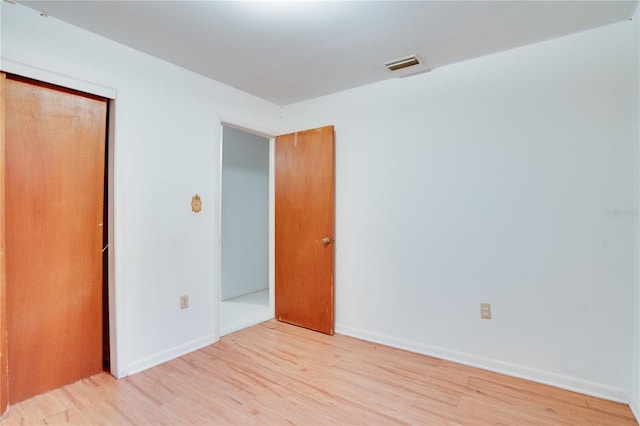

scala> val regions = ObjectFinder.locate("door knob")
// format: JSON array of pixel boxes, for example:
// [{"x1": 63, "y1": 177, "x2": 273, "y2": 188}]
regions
[{"x1": 322, "y1": 237, "x2": 331, "y2": 245}]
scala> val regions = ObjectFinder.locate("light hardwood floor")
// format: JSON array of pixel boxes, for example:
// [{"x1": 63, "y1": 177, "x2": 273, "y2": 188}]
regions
[{"x1": 2, "y1": 320, "x2": 637, "y2": 425}]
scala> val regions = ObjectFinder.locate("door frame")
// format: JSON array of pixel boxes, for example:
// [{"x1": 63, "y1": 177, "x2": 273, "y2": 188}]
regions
[
  {"x1": 1, "y1": 61, "x2": 122, "y2": 377},
  {"x1": 217, "y1": 120, "x2": 277, "y2": 337},
  {"x1": 1, "y1": 73, "x2": 7, "y2": 419}
]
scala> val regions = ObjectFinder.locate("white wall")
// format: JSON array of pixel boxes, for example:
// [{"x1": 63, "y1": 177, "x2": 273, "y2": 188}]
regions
[
  {"x1": 221, "y1": 127, "x2": 269, "y2": 300},
  {"x1": 632, "y1": 5, "x2": 640, "y2": 421},
  {"x1": 283, "y1": 19, "x2": 637, "y2": 402},
  {"x1": 1, "y1": 2, "x2": 281, "y2": 377}
]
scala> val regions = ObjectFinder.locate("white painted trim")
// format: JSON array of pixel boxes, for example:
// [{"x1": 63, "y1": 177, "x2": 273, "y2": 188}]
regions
[
  {"x1": 212, "y1": 128, "x2": 224, "y2": 338},
  {"x1": 631, "y1": 399, "x2": 640, "y2": 424},
  {"x1": 217, "y1": 124, "x2": 225, "y2": 310},
  {"x1": 106, "y1": 99, "x2": 124, "y2": 379},
  {"x1": 219, "y1": 116, "x2": 279, "y2": 140},
  {"x1": 268, "y1": 137, "x2": 275, "y2": 318},
  {"x1": 126, "y1": 334, "x2": 217, "y2": 376},
  {"x1": 222, "y1": 285, "x2": 269, "y2": 302},
  {"x1": 0, "y1": 58, "x2": 117, "y2": 99},
  {"x1": 335, "y1": 323, "x2": 630, "y2": 404}
]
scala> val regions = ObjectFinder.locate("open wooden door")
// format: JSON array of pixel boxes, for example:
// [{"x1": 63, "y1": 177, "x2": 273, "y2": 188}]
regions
[
  {"x1": 4, "y1": 75, "x2": 107, "y2": 403},
  {"x1": 275, "y1": 126, "x2": 335, "y2": 335}
]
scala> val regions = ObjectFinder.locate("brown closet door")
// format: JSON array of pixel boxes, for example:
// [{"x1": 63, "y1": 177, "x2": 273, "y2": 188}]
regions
[{"x1": 5, "y1": 75, "x2": 106, "y2": 403}]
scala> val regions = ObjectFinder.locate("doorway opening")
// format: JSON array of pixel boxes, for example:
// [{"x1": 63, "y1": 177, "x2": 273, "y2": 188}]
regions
[{"x1": 220, "y1": 124, "x2": 274, "y2": 335}]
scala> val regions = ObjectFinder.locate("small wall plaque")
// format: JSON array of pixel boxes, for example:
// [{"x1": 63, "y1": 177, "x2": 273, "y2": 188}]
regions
[{"x1": 191, "y1": 194, "x2": 202, "y2": 213}]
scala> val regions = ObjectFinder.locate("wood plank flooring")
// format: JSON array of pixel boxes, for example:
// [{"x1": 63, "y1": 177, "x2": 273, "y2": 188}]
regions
[{"x1": 2, "y1": 320, "x2": 637, "y2": 425}]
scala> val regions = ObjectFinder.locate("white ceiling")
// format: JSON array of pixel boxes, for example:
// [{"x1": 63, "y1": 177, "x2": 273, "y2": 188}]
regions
[{"x1": 17, "y1": 0, "x2": 640, "y2": 105}]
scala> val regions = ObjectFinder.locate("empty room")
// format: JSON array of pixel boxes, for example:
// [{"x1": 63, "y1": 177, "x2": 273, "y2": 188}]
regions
[{"x1": 1, "y1": 0, "x2": 639, "y2": 424}]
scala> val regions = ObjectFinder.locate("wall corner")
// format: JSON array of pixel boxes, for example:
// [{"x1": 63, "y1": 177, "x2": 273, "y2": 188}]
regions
[{"x1": 632, "y1": 3, "x2": 640, "y2": 422}]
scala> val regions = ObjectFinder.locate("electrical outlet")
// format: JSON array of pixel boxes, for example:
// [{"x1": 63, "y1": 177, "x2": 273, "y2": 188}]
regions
[
  {"x1": 480, "y1": 303, "x2": 491, "y2": 319},
  {"x1": 180, "y1": 294, "x2": 189, "y2": 310}
]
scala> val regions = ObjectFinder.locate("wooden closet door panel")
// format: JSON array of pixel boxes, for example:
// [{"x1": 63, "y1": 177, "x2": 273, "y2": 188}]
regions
[{"x1": 5, "y1": 75, "x2": 107, "y2": 403}]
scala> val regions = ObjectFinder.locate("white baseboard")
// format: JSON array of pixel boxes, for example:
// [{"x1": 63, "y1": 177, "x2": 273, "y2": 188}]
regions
[
  {"x1": 126, "y1": 334, "x2": 218, "y2": 376},
  {"x1": 335, "y1": 323, "x2": 629, "y2": 404},
  {"x1": 631, "y1": 398, "x2": 640, "y2": 423},
  {"x1": 222, "y1": 286, "x2": 269, "y2": 302}
]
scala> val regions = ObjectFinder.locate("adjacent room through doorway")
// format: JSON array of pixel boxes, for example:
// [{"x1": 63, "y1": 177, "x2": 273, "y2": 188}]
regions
[{"x1": 220, "y1": 125, "x2": 272, "y2": 335}]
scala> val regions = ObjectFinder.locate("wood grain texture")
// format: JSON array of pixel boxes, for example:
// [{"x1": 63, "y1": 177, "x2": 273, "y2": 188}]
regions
[
  {"x1": 0, "y1": 73, "x2": 8, "y2": 417},
  {"x1": 1, "y1": 320, "x2": 637, "y2": 425},
  {"x1": 275, "y1": 126, "x2": 335, "y2": 335},
  {"x1": 5, "y1": 75, "x2": 107, "y2": 403}
]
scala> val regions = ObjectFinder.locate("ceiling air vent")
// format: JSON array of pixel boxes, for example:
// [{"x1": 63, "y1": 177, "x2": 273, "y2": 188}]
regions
[{"x1": 385, "y1": 54, "x2": 420, "y2": 71}]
